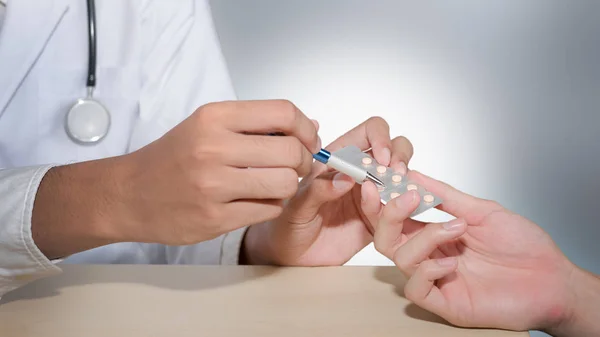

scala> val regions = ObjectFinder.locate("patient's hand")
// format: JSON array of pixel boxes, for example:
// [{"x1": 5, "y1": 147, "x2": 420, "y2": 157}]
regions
[{"x1": 362, "y1": 171, "x2": 592, "y2": 335}]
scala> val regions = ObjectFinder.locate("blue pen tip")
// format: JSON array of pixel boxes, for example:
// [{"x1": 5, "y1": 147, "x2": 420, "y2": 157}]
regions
[{"x1": 313, "y1": 149, "x2": 331, "y2": 164}]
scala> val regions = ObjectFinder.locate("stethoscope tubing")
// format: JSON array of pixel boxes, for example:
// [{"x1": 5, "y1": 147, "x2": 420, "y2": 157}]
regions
[{"x1": 86, "y1": 0, "x2": 97, "y2": 91}]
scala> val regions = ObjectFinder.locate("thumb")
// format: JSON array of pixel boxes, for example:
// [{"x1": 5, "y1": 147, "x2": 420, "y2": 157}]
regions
[{"x1": 286, "y1": 172, "x2": 355, "y2": 223}]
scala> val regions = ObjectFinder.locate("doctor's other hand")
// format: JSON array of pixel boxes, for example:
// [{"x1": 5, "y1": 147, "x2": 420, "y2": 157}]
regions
[
  {"x1": 242, "y1": 117, "x2": 414, "y2": 266},
  {"x1": 32, "y1": 100, "x2": 320, "y2": 258},
  {"x1": 365, "y1": 171, "x2": 600, "y2": 337}
]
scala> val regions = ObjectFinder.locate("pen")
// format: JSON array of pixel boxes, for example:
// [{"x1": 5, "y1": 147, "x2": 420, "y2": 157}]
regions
[
  {"x1": 313, "y1": 149, "x2": 385, "y2": 186},
  {"x1": 267, "y1": 133, "x2": 384, "y2": 186}
]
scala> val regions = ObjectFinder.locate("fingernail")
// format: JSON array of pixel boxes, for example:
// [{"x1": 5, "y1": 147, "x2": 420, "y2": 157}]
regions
[
  {"x1": 395, "y1": 190, "x2": 416, "y2": 207},
  {"x1": 396, "y1": 161, "x2": 408, "y2": 175},
  {"x1": 333, "y1": 172, "x2": 354, "y2": 191},
  {"x1": 436, "y1": 257, "x2": 457, "y2": 266},
  {"x1": 381, "y1": 147, "x2": 391, "y2": 166},
  {"x1": 443, "y1": 219, "x2": 465, "y2": 231}
]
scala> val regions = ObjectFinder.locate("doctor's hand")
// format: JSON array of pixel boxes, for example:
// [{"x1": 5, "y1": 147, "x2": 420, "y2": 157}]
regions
[
  {"x1": 366, "y1": 171, "x2": 600, "y2": 337},
  {"x1": 242, "y1": 117, "x2": 413, "y2": 266},
  {"x1": 32, "y1": 100, "x2": 319, "y2": 258}
]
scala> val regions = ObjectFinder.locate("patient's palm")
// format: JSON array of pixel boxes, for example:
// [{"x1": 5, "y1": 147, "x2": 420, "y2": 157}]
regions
[{"x1": 432, "y1": 211, "x2": 571, "y2": 330}]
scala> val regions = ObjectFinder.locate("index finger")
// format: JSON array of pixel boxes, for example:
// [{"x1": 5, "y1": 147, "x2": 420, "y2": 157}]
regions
[
  {"x1": 217, "y1": 100, "x2": 320, "y2": 154},
  {"x1": 407, "y1": 170, "x2": 504, "y2": 224},
  {"x1": 325, "y1": 116, "x2": 393, "y2": 166}
]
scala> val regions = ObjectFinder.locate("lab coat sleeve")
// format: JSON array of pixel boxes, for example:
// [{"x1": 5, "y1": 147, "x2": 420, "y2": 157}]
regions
[
  {"x1": 0, "y1": 165, "x2": 61, "y2": 297},
  {"x1": 132, "y1": 0, "x2": 247, "y2": 266}
]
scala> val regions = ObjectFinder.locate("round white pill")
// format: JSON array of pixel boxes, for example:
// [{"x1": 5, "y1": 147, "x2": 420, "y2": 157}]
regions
[
  {"x1": 391, "y1": 175, "x2": 402, "y2": 183},
  {"x1": 362, "y1": 157, "x2": 373, "y2": 165},
  {"x1": 390, "y1": 192, "x2": 401, "y2": 199},
  {"x1": 376, "y1": 165, "x2": 387, "y2": 174},
  {"x1": 423, "y1": 194, "x2": 435, "y2": 203},
  {"x1": 407, "y1": 184, "x2": 418, "y2": 191}
]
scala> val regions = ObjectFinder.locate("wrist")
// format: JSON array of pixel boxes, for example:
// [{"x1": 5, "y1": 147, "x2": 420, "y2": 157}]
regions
[
  {"x1": 240, "y1": 222, "x2": 275, "y2": 265},
  {"x1": 31, "y1": 156, "x2": 133, "y2": 259},
  {"x1": 545, "y1": 265, "x2": 600, "y2": 337},
  {"x1": 98, "y1": 152, "x2": 150, "y2": 243}
]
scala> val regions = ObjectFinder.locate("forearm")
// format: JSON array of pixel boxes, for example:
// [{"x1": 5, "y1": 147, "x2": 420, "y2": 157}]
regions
[
  {"x1": 31, "y1": 157, "x2": 133, "y2": 259},
  {"x1": 546, "y1": 267, "x2": 600, "y2": 337}
]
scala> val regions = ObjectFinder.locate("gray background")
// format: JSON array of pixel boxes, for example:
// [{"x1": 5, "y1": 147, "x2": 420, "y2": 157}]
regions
[{"x1": 209, "y1": 1, "x2": 600, "y2": 336}]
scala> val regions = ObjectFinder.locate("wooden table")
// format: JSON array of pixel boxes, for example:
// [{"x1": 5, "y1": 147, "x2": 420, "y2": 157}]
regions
[{"x1": 0, "y1": 265, "x2": 528, "y2": 336}]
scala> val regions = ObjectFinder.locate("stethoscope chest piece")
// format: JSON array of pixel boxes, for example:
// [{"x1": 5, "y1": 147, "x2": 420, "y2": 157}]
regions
[
  {"x1": 66, "y1": 0, "x2": 110, "y2": 145},
  {"x1": 65, "y1": 96, "x2": 110, "y2": 144}
]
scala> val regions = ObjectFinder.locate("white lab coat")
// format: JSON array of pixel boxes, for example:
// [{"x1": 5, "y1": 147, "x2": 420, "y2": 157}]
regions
[{"x1": 0, "y1": 0, "x2": 246, "y2": 297}]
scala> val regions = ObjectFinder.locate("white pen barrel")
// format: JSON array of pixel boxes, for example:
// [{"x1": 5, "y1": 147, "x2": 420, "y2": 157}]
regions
[{"x1": 327, "y1": 155, "x2": 366, "y2": 184}]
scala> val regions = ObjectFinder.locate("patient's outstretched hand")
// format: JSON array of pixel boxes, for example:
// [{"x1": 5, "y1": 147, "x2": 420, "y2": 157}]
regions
[{"x1": 362, "y1": 171, "x2": 598, "y2": 336}]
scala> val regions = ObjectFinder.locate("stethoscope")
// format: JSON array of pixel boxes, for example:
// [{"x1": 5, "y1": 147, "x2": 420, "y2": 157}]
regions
[{"x1": 65, "y1": 0, "x2": 111, "y2": 145}]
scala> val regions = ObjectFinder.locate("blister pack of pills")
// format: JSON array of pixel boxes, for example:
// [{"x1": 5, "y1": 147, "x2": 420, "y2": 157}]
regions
[{"x1": 331, "y1": 145, "x2": 443, "y2": 217}]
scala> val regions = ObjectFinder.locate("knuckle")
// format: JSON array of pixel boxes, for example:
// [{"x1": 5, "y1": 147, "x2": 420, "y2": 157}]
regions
[
  {"x1": 254, "y1": 170, "x2": 298, "y2": 199},
  {"x1": 403, "y1": 276, "x2": 424, "y2": 303},
  {"x1": 201, "y1": 204, "x2": 223, "y2": 223},
  {"x1": 279, "y1": 169, "x2": 300, "y2": 198},
  {"x1": 483, "y1": 199, "x2": 503, "y2": 210},
  {"x1": 194, "y1": 171, "x2": 222, "y2": 196},
  {"x1": 270, "y1": 203, "x2": 285, "y2": 218},
  {"x1": 254, "y1": 201, "x2": 284, "y2": 223},
  {"x1": 393, "y1": 136, "x2": 414, "y2": 156},
  {"x1": 193, "y1": 143, "x2": 221, "y2": 162},
  {"x1": 276, "y1": 99, "x2": 299, "y2": 128},
  {"x1": 404, "y1": 261, "x2": 433, "y2": 301},
  {"x1": 286, "y1": 139, "x2": 305, "y2": 168},
  {"x1": 393, "y1": 252, "x2": 412, "y2": 274},
  {"x1": 276, "y1": 99, "x2": 296, "y2": 112},
  {"x1": 255, "y1": 177, "x2": 277, "y2": 196},
  {"x1": 250, "y1": 135, "x2": 270, "y2": 151},
  {"x1": 420, "y1": 259, "x2": 437, "y2": 273},
  {"x1": 403, "y1": 283, "x2": 418, "y2": 302},
  {"x1": 194, "y1": 103, "x2": 220, "y2": 124},
  {"x1": 396, "y1": 260, "x2": 411, "y2": 274},
  {"x1": 368, "y1": 116, "x2": 389, "y2": 130},
  {"x1": 300, "y1": 149, "x2": 313, "y2": 173}
]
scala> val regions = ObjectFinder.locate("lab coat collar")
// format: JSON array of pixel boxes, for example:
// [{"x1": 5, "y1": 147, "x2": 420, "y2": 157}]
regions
[{"x1": 0, "y1": 0, "x2": 68, "y2": 116}]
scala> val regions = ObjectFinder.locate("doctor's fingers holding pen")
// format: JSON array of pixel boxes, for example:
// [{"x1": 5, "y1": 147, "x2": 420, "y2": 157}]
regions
[
  {"x1": 361, "y1": 171, "x2": 600, "y2": 337},
  {"x1": 32, "y1": 100, "x2": 320, "y2": 260},
  {"x1": 242, "y1": 116, "x2": 415, "y2": 266}
]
